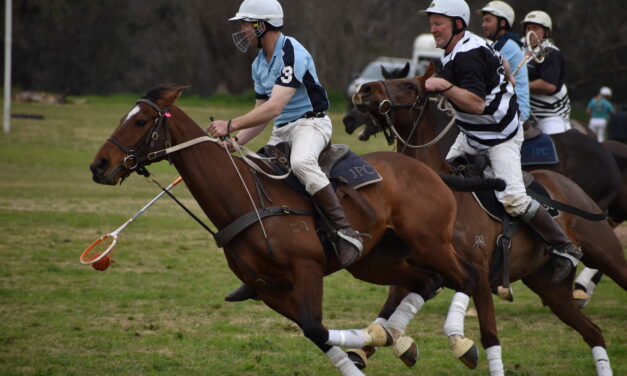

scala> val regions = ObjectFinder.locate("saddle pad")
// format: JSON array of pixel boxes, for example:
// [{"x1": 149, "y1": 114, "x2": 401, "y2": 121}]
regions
[
  {"x1": 268, "y1": 151, "x2": 382, "y2": 196},
  {"x1": 521, "y1": 133, "x2": 559, "y2": 166},
  {"x1": 472, "y1": 180, "x2": 559, "y2": 222}
]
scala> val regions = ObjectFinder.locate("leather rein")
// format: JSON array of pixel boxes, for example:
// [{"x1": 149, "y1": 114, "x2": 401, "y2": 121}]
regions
[{"x1": 376, "y1": 80, "x2": 457, "y2": 151}]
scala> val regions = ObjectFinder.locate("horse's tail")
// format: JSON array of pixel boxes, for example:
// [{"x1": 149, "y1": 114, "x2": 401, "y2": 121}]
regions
[{"x1": 438, "y1": 174, "x2": 506, "y2": 192}]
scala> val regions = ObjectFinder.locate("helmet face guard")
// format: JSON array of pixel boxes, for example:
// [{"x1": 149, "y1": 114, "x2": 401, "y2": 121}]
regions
[{"x1": 232, "y1": 21, "x2": 266, "y2": 53}]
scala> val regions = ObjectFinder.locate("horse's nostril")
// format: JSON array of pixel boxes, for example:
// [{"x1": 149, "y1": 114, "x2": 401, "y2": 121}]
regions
[{"x1": 90, "y1": 158, "x2": 109, "y2": 174}]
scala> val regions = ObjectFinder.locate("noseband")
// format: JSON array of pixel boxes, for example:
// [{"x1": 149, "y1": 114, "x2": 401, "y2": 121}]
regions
[{"x1": 106, "y1": 98, "x2": 173, "y2": 177}]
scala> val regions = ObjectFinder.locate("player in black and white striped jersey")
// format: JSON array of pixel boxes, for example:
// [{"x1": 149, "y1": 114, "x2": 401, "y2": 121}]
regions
[
  {"x1": 522, "y1": 10, "x2": 571, "y2": 134},
  {"x1": 420, "y1": 0, "x2": 581, "y2": 286}
]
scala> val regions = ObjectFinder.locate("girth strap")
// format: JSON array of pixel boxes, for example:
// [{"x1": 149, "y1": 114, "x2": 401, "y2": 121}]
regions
[
  {"x1": 214, "y1": 206, "x2": 314, "y2": 248},
  {"x1": 527, "y1": 190, "x2": 607, "y2": 221}
]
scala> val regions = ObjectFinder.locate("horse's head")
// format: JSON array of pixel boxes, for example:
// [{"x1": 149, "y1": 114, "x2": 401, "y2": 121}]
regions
[
  {"x1": 352, "y1": 63, "x2": 435, "y2": 140},
  {"x1": 89, "y1": 84, "x2": 189, "y2": 185},
  {"x1": 343, "y1": 61, "x2": 413, "y2": 141}
]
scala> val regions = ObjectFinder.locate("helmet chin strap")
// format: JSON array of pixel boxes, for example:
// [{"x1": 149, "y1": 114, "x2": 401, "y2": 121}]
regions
[
  {"x1": 443, "y1": 19, "x2": 465, "y2": 50},
  {"x1": 253, "y1": 21, "x2": 267, "y2": 50}
]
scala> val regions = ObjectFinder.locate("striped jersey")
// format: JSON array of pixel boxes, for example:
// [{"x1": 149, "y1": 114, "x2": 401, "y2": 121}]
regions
[
  {"x1": 527, "y1": 42, "x2": 570, "y2": 120},
  {"x1": 251, "y1": 33, "x2": 329, "y2": 127},
  {"x1": 439, "y1": 32, "x2": 519, "y2": 150}
]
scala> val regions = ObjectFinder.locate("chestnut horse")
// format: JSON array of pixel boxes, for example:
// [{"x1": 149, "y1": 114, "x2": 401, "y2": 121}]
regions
[
  {"x1": 350, "y1": 67, "x2": 627, "y2": 375},
  {"x1": 90, "y1": 84, "x2": 489, "y2": 376}
]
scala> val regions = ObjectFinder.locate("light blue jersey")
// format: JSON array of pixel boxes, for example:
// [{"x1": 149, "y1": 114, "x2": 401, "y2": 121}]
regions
[
  {"x1": 252, "y1": 33, "x2": 329, "y2": 127},
  {"x1": 587, "y1": 97, "x2": 614, "y2": 120},
  {"x1": 494, "y1": 36, "x2": 530, "y2": 121}
]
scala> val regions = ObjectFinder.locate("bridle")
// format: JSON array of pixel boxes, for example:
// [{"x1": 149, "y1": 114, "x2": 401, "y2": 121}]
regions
[
  {"x1": 376, "y1": 79, "x2": 457, "y2": 150},
  {"x1": 106, "y1": 98, "x2": 173, "y2": 177}
]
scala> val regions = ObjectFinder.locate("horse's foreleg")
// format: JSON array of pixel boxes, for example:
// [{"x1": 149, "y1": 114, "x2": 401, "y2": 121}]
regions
[
  {"x1": 522, "y1": 270, "x2": 613, "y2": 376},
  {"x1": 573, "y1": 267, "x2": 604, "y2": 309},
  {"x1": 472, "y1": 274, "x2": 504, "y2": 376}
]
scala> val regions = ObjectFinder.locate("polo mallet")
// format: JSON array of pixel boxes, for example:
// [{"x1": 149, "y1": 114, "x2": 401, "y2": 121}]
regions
[
  {"x1": 512, "y1": 30, "x2": 548, "y2": 76},
  {"x1": 80, "y1": 176, "x2": 183, "y2": 268}
]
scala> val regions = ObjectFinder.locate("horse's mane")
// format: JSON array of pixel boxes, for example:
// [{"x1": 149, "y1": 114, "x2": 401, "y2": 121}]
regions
[{"x1": 142, "y1": 83, "x2": 189, "y2": 102}]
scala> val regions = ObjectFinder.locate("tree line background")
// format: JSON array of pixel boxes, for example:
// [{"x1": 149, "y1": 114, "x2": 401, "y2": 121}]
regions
[{"x1": 3, "y1": 0, "x2": 626, "y2": 104}]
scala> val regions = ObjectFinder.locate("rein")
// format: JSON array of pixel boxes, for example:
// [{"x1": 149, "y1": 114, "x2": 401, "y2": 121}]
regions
[{"x1": 377, "y1": 84, "x2": 458, "y2": 150}]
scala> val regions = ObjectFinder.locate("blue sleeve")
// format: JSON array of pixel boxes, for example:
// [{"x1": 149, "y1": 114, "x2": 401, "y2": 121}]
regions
[
  {"x1": 252, "y1": 62, "x2": 269, "y2": 100},
  {"x1": 275, "y1": 38, "x2": 305, "y2": 89},
  {"x1": 587, "y1": 98, "x2": 594, "y2": 110}
]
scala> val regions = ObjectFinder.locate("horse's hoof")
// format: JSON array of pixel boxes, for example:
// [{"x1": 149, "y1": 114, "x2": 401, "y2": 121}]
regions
[
  {"x1": 451, "y1": 337, "x2": 478, "y2": 369},
  {"x1": 366, "y1": 323, "x2": 393, "y2": 347},
  {"x1": 346, "y1": 349, "x2": 368, "y2": 370},
  {"x1": 393, "y1": 335, "x2": 418, "y2": 368},
  {"x1": 573, "y1": 289, "x2": 590, "y2": 309},
  {"x1": 496, "y1": 286, "x2": 514, "y2": 302}
]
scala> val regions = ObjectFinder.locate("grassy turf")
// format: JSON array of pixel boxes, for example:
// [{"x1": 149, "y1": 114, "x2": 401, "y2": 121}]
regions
[{"x1": 0, "y1": 97, "x2": 625, "y2": 375}]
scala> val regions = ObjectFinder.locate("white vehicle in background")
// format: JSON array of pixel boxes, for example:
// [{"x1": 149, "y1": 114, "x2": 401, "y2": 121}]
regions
[
  {"x1": 346, "y1": 57, "x2": 412, "y2": 99},
  {"x1": 411, "y1": 33, "x2": 443, "y2": 75}
]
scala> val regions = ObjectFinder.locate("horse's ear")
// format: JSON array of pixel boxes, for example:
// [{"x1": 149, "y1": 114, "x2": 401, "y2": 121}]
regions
[
  {"x1": 400, "y1": 62, "x2": 410, "y2": 77},
  {"x1": 164, "y1": 85, "x2": 190, "y2": 106},
  {"x1": 381, "y1": 65, "x2": 390, "y2": 79},
  {"x1": 424, "y1": 62, "x2": 436, "y2": 79}
]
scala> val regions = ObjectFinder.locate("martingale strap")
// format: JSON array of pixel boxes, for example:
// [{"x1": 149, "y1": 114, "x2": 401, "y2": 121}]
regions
[{"x1": 214, "y1": 206, "x2": 314, "y2": 248}]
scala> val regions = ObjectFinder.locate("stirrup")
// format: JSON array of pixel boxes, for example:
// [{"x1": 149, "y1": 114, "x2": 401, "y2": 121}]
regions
[{"x1": 337, "y1": 229, "x2": 365, "y2": 253}]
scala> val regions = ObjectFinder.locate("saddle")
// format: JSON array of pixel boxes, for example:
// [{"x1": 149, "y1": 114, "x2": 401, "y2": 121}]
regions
[
  {"x1": 215, "y1": 143, "x2": 382, "y2": 266},
  {"x1": 447, "y1": 154, "x2": 559, "y2": 291}
]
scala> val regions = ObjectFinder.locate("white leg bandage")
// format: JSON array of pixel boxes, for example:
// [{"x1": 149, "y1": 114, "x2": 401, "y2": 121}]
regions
[
  {"x1": 387, "y1": 293, "x2": 425, "y2": 335},
  {"x1": 326, "y1": 346, "x2": 365, "y2": 376},
  {"x1": 326, "y1": 329, "x2": 367, "y2": 348},
  {"x1": 444, "y1": 292, "x2": 470, "y2": 337},
  {"x1": 486, "y1": 345, "x2": 504, "y2": 376},
  {"x1": 575, "y1": 267, "x2": 599, "y2": 294},
  {"x1": 592, "y1": 346, "x2": 613, "y2": 376},
  {"x1": 373, "y1": 317, "x2": 388, "y2": 327}
]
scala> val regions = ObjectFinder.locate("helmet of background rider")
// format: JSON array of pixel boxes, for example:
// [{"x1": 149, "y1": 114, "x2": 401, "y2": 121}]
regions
[{"x1": 476, "y1": 1, "x2": 515, "y2": 28}]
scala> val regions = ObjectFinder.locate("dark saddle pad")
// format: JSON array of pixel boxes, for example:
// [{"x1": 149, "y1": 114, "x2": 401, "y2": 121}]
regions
[
  {"x1": 261, "y1": 143, "x2": 383, "y2": 196},
  {"x1": 521, "y1": 132, "x2": 559, "y2": 166}
]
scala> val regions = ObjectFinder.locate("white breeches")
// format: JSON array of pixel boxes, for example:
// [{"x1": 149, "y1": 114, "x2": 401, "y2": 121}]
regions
[
  {"x1": 589, "y1": 118, "x2": 608, "y2": 142},
  {"x1": 446, "y1": 127, "x2": 532, "y2": 216},
  {"x1": 268, "y1": 116, "x2": 332, "y2": 195}
]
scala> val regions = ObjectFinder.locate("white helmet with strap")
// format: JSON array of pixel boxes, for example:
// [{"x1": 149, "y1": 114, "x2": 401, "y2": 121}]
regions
[
  {"x1": 229, "y1": 0, "x2": 284, "y2": 53},
  {"x1": 476, "y1": 1, "x2": 514, "y2": 28},
  {"x1": 600, "y1": 87, "x2": 612, "y2": 98},
  {"x1": 420, "y1": 0, "x2": 471, "y2": 27},
  {"x1": 521, "y1": 10, "x2": 552, "y2": 32},
  {"x1": 228, "y1": 0, "x2": 284, "y2": 28}
]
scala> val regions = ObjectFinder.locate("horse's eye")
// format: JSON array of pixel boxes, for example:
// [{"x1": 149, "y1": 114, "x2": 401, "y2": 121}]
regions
[
  {"x1": 404, "y1": 83, "x2": 415, "y2": 91},
  {"x1": 136, "y1": 119, "x2": 148, "y2": 126}
]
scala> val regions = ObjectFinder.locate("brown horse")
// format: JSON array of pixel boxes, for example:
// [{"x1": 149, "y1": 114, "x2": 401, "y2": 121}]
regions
[
  {"x1": 90, "y1": 84, "x2": 490, "y2": 375},
  {"x1": 350, "y1": 66, "x2": 626, "y2": 375}
]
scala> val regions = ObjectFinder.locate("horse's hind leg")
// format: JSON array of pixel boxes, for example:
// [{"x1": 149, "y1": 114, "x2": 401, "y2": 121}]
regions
[
  {"x1": 522, "y1": 269, "x2": 614, "y2": 376},
  {"x1": 472, "y1": 274, "x2": 505, "y2": 376}
]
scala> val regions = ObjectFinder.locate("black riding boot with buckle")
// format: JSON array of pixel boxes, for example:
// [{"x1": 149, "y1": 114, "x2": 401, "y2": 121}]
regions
[
  {"x1": 522, "y1": 201, "x2": 583, "y2": 283},
  {"x1": 224, "y1": 283, "x2": 259, "y2": 302},
  {"x1": 314, "y1": 184, "x2": 364, "y2": 268}
]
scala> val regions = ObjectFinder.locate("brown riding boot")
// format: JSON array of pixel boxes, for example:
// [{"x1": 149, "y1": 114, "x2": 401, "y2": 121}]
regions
[
  {"x1": 224, "y1": 283, "x2": 259, "y2": 302},
  {"x1": 522, "y1": 202, "x2": 582, "y2": 283},
  {"x1": 313, "y1": 184, "x2": 364, "y2": 268}
]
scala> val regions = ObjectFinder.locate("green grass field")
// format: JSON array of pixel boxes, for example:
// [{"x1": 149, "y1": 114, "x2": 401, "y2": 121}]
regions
[{"x1": 0, "y1": 96, "x2": 625, "y2": 376}]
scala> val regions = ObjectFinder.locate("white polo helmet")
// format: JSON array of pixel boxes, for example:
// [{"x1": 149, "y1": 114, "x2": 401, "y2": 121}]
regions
[
  {"x1": 476, "y1": 1, "x2": 514, "y2": 28},
  {"x1": 228, "y1": 0, "x2": 284, "y2": 28},
  {"x1": 521, "y1": 10, "x2": 552, "y2": 32},
  {"x1": 600, "y1": 87, "x2": 612, "y2": 97},
  {"x1": 421, "y1": 0, "x2": 471, "y2": 27}
]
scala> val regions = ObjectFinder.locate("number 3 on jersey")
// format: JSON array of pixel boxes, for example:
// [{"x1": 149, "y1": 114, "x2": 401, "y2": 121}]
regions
[{"x1": 280, "y1": 66, "x2": 294, "y2": 84}]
